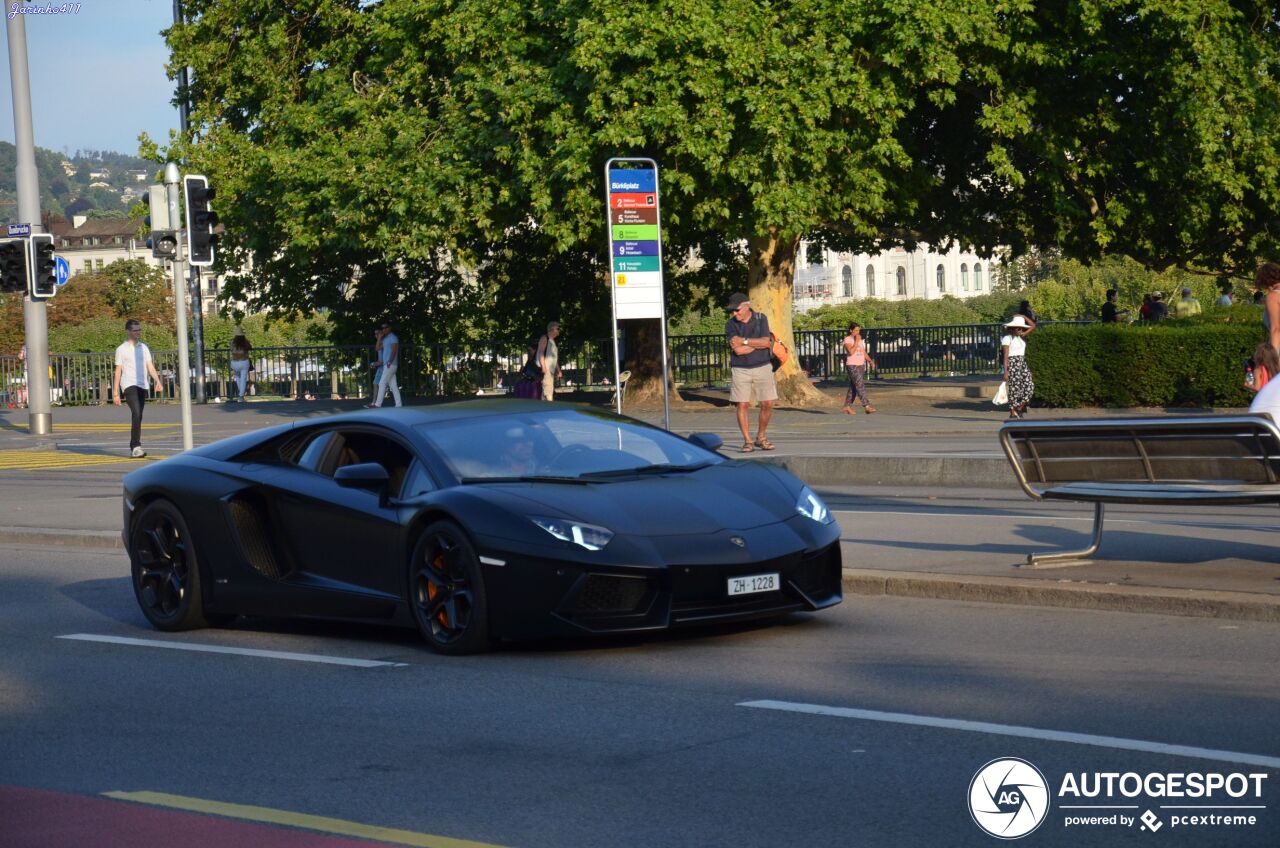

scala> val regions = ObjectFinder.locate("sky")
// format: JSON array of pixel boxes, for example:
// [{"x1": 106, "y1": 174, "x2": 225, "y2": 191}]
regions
[{"x1": 1, "y1": 0, "x2": 180, "y2": 157}]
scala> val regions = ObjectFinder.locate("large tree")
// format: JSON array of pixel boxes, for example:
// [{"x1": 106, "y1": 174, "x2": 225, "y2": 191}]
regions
[{"x1": 162, "y1": 0, "x2": 1280, "y2": 404}]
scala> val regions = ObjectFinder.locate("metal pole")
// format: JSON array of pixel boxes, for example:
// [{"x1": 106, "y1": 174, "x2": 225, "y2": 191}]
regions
[
  {"x1": 6, "y1": 13, "x2": 51, "y2": 437},
  {"x1": 173, "y1": 0, "x2": 206, "y2": 401},
  {"x1": 165, "y1": 164, "x2": 194, "y2": 450}
]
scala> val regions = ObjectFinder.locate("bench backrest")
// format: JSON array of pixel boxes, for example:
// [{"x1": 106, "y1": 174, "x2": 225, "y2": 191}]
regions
[{"x1": 998, "y1": 415, "x2": 1280, "y2": 498}]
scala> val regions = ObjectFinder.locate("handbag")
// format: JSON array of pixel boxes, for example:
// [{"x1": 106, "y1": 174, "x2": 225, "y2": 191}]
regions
[
  {"x1": 769, "y1": 332, "x2": 790, "y2": 372},
  {"x1": 992, "y1": 381, "x2": 1008, "y2": 405}
]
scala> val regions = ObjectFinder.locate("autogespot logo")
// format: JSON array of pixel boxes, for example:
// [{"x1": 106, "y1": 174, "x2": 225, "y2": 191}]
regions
[{"x1": 969, "y1": 758, "x2": 1051, "y2": 839}]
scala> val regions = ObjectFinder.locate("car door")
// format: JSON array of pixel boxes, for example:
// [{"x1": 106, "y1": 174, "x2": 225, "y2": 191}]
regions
[{"x1": 266, "y1": 425, "x2": 413, "y2": 609}]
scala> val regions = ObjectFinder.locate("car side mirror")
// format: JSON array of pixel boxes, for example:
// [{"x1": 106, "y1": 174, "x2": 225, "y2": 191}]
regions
[
  {"x1": 334, "y1": 462, "x2": 390, "y2": 496},
  {"x1": 688, "y1": 432, "x2": 723, "y2": 452}
]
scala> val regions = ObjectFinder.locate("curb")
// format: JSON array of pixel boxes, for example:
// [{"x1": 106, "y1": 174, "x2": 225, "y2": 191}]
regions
[
  {"x1": 0, "y1": 526, "x2": 122, "y2": 550},
  {"x1": 842, "y1": 568, "x2": 1280, "y2": 623},
  {"x1": 762, "y1": 455, "x2": 1012, "y2": 487}
]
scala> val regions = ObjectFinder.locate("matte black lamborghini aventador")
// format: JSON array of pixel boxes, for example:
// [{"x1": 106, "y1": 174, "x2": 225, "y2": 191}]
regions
[{"x1": 122, "y1": 401, "x2": 843, "y2": 654}]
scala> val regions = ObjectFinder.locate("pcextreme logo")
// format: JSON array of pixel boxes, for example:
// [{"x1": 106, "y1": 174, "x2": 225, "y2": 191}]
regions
[{"x1": 969, "y1": 758, "x2": 1051, "y2": 839}]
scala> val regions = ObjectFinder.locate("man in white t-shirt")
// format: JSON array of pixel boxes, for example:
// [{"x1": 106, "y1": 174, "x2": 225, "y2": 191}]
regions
[
  {"x1": 112, "y1": 319, "x2": 164, "y2": 457},
  {"x1": 367, "y1": 321, "x2": 402, "y2": 408}
]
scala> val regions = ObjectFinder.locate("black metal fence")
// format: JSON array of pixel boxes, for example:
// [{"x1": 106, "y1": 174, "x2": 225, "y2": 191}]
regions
[{"x1": 0, "y1": 323, "x2": 1066, "y2": 407}]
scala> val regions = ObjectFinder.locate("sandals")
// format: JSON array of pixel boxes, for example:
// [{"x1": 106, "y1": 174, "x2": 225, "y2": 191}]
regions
[
  {"x1": 740, "y1": 442, "x2": 755, "y2": 453},
  {"x1": 863, "y1": 405, "x2": 877, "y2": 414},
  {"x1": 755, "y1": 437, "x2": 776, "y2": 451}
]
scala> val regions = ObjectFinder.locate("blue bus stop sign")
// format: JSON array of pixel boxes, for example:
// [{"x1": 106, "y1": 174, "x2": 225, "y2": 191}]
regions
[{"x1": 54, "y1": 256, "x2": 70, "y2": 286}]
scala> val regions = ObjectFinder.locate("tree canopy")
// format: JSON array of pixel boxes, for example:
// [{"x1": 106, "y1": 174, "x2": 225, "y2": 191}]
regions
[{"x1": 160, "y1": 0, "x2": 1280, "y2": 401}]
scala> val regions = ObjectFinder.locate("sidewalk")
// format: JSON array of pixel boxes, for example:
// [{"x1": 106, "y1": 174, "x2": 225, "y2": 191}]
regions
[{"x1": 1, "y1": 378, "x2": 1277, "y2": 624}]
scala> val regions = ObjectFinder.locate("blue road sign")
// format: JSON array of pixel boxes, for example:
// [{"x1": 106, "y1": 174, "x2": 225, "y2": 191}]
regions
[
  {"x1": 55, "y1": 256, "x2": 70, "y2": 286},
  {"x1": 7, "y1": 223, "x2": 31, "y2": 237}
]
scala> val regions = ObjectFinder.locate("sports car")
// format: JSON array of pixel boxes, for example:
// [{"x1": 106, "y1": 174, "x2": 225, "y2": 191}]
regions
[{"x1": 122, "y1": 401, "x2": 842, "y2": 654}]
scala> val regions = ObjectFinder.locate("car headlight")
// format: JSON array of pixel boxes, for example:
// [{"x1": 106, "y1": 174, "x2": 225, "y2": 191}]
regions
[
  {"x1": 796, "y1": 486, "x2": 833, "y2": 524},
  {"x1": 530, "y1": 516, "x2": 614, "y2": 550}
]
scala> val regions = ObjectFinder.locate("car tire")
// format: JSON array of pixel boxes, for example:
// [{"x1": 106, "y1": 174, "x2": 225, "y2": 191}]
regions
[
  {"x1": 409, "y1": 521, "x2": 492, "y2": 655},
  {"x1": 128, "y1": 499, "x2": 208, "y2": 631}
]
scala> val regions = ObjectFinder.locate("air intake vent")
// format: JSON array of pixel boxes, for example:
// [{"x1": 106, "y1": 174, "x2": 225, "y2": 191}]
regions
[
  {"x1": 227, "y1": 496, "x2": 287, "y2": 579},
  {"x1": 573, "y1": 574, "x2": 650, "y2": 616}
]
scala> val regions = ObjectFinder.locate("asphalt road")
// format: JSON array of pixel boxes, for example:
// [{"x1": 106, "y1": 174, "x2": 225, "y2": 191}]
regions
[{"x1": 3, "y1": 543, "x2": 1278, "y2": 847}]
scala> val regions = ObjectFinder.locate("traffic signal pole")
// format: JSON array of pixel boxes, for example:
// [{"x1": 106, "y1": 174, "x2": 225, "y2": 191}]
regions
[
  {"x1": 6, "y1": 13, "x2": 51, "y2": 436},
  {"x1": 165, "y1": 164, "x2": 194, "y2": 450},
  {"x1": 173, "y1": 0, "x2": 206, "y2": 403}
]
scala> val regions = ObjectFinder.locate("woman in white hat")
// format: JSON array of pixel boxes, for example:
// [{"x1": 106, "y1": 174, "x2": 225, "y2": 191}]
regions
[{"x1": 1001, "y1": 314, "x2": 1035, "y2": 419}]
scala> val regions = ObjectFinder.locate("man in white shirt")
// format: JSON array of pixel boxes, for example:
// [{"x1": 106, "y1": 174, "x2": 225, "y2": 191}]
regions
[
  {"x1": 112, "y1": 319, "x2": 164, "y2": 457},
  {"x1": 367, "y1": 322, "x2": 402, "y2": 408}
]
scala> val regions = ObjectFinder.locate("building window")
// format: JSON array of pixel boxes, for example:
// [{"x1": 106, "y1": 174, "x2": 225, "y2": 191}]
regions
[
  {"x1": 936, "y1": 264, "x2": 945, "y2": 291},
  {"x1": 95, "y1": 258, "x2": 105, "y2": 270},
  {"x1": 961, "y1": 263, "x2": 969, "y2": 290},
  {"x1": 866, "y1": 264, "x2": 876, "y2": 297},
  {"x1": 896, "y1": 267, "x2": 906, "y2": 296},
  {"x1": 842, "y1": 266, "x2": 853, "y2": 298},
  {"x1": 83, "y1": 260, "x2": 92, "y2": 273},
  {"x1": 974, "y1": 263, "x2": 983, "y2": 290}
]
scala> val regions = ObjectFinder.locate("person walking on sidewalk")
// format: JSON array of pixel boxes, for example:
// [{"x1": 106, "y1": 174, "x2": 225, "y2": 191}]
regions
[
  {"x1": 536, "y1": 321, "x2": 562, "y2": 401},
  {"x1": 112, "y1": 319, "x2": 164, "y2": 457},
  {"x1": 841, "y1": 322, "x2": 877, "y2": 415},
  {"x1": 725, "y1": 292, "x2": 777, "y2": 452},
  {"x1": 369, "y1": 325, "x2": 386, "y2": 398},
  {"x1": 367, "y1": 322, "x2": 402, "y2": 408},
  {"x1": 1001, "y1": 314, "x2": 1035, "y2": 419}
]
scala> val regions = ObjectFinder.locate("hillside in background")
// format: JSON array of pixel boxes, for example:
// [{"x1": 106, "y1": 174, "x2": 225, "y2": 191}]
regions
[{"x1": 0, "y1": 142, "x2": 154, "y2": 223}]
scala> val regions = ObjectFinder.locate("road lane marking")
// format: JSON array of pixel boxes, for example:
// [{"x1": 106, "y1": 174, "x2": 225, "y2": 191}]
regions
[
  {"x1": 737, "y1": 700, "x2": 1280, "y2": 770},
  {"x1": 102, "y1": 791, "x2": 507, "y2": 848},
  {"x1": 0, "y1": 450, "x2": 153, "y2": 470},
  {"x1": 4, "y1": 422, "x2": 185, "y2": 431},
  {"x1": 57, "y1": 634, "x2": 409, "y2": 668}
]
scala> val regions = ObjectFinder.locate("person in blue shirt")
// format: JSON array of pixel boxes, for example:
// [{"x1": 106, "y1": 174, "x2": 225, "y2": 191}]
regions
[
  {"x1": 724, "y1": 292, "x2": 777, "y2": 452},
  {"x1": 367, "y1": 322, "x2": 402, "y2": 408}
]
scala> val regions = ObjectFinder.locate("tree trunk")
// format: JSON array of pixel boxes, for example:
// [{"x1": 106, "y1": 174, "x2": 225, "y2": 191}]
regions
[
  {"x1": 747, "y1": 230, "x2": 829, "y2": 406},
  {"x1": 620, "y1": 318, "x2": 679, "y2": 406}
]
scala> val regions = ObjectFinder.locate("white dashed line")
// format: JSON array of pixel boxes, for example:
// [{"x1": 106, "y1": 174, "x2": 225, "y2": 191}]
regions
[{"x1": 57, "y1": 633, "x2": 409, "y2": 668}]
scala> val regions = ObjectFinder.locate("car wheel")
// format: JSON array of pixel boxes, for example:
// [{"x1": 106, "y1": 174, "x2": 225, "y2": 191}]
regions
[
  {"x1": 129, "y1": 499, "x2": 208, "y2": 631},
  {"x1": 409, "y1": 521, "x2": 491, "y2": 655}
]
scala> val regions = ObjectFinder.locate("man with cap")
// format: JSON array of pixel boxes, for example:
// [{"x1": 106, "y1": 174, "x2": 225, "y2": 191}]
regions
[
  {"x1": 1174, "y1": 287, "x2": 1202, "y2": 319},
  {"x1": 112, "y1": 318, "x2": 165, "y2": 457},
  {"x1": 724, "y1": 292, "x2": 777, "y2": 452}
]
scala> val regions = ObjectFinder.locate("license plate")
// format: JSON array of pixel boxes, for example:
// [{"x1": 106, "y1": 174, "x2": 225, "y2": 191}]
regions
[{"x1": 728, "y1": 572, "x2": 779, "y2": 596}]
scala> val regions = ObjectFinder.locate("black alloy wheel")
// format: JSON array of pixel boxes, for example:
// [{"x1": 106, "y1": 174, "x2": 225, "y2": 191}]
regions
[
  {"x1": 410, "y1": 521, "x2": 491, "y2": 655},
  {"x1": 129, "y1": 499, "x2": 208, "y2": 631}
]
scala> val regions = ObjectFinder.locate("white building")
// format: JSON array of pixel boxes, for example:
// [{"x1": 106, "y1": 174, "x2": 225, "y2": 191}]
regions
[
  {"x1": 50, "y1": 215, "x2": 238, "y2": 318},
  {"x1": 793, "y1": 241, "x2": 999, "y2": 312}
]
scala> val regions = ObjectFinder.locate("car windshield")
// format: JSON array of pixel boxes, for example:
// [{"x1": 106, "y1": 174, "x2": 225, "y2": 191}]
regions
[{"x1": 416, "y1": 408, "x2": 725, "y2": 481}]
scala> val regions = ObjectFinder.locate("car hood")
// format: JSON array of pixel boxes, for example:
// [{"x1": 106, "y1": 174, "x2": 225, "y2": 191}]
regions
[{"x1": 478, "y1": 462, "x2": 798, "y2": 535}]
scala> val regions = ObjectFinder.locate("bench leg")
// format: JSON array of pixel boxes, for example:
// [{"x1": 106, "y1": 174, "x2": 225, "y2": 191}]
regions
[{"x1": 1022, "y1": 503, "x2": 1105, "y2": 568}]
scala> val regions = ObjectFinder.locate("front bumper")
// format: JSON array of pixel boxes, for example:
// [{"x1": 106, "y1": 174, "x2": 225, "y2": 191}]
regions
[{"x1": 478, "y1": 531, "x2": 843, "y2": 641}]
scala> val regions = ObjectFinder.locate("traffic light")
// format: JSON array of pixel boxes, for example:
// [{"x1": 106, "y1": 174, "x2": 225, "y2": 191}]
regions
[
  {"x1": 0, "y1": 238, "x2": 27, "y2": 294},
  {"x1": 183, "y1": 174, "x2": 217, "y2": 267},
  {"x1": 28, "y1": 234, "x2": 57, "y2": 299},
  {"x1": 144, "y1": 184, "x2": 177, "y2": 260}
]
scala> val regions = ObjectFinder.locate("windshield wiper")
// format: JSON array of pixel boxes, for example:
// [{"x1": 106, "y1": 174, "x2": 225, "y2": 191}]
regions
[
  {"x1": 459, "y1": 475, "x2": 589, "y2": 485},
  {"x1": 579, "y1": 462, "x2": 712, "y2": 479}
]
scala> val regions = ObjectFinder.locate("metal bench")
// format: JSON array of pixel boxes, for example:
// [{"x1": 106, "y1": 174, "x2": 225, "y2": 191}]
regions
[{"x1": 998, "y1": 415, "x2": 1280, "y2": 567}]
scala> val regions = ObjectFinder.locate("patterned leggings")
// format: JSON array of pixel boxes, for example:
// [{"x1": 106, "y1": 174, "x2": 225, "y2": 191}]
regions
[{"x1": 845, "y1": 364, "x2": 870, "y2": 407}]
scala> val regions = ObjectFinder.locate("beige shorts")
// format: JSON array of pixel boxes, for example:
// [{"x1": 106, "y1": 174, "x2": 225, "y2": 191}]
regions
[{"x1": 730, "y1": 365, "x2": 777, "y2": 403}]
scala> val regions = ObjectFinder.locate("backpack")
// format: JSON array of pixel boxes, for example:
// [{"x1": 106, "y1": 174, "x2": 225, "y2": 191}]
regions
[{"x1": 769, "y1": 332, "x2": 790, "y2": 372}]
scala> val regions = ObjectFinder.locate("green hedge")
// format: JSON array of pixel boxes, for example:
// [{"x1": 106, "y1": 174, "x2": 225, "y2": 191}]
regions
[{"x1": 1028, "y1": 323, "x2": 1259, "y2": 408}]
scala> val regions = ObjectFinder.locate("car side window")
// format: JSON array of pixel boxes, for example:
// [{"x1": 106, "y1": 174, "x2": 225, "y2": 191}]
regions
[{"x1": 322, "y1": 430, "x2": 414, "y2": 494}]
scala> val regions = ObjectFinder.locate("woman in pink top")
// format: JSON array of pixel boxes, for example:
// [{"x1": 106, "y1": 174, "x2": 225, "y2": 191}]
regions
[{"x1": 841, "y1": 323, "x2": 877, "y2": 414}]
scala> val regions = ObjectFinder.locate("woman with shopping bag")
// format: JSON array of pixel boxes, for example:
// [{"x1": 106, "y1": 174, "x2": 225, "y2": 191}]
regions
[{"x1": 1000, "y1": 315, "x2": 1035, "y2": 419}]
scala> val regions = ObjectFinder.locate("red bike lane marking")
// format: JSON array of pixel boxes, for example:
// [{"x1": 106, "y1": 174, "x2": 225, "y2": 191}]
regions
[{"x1": 0, "y1": 785, "x2": 401, "y2": 848}]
